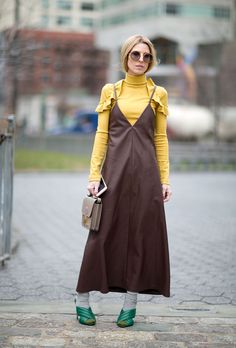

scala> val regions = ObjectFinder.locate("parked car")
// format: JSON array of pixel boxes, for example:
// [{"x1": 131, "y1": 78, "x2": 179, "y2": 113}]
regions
[{"x1": 49, "y1": 111, "x2": 98, "y2": 135}]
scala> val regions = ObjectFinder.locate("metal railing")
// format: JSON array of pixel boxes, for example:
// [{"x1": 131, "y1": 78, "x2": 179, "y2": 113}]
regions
[
  {"x1": 16, "y1": 134, "x2": 236, "y2": 171},
  {"x1": 0, "y1": 115, "x2": 15, "y2": 265},
  {"x1": 169, "y1": 141, "x2": 236, "y2": 171}
]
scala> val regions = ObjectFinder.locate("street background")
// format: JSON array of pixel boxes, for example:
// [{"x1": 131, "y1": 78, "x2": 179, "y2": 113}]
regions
[{"x1": 1, "y1": 0, "x2": 236, "y2": 346}]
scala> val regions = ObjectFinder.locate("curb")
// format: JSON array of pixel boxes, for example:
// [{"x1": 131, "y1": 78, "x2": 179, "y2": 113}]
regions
[{"x1": 0, "y1": 301, "x2": 236, "y2": 318}]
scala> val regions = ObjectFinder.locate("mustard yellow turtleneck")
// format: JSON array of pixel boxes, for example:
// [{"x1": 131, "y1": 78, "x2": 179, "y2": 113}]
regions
[{"x1": 89, "y1": 73, "x2": 170, "y2": 185}]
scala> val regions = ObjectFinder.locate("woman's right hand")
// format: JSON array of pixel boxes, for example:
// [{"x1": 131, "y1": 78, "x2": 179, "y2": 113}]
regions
[{"x1": 87, "y1": 181, "x2": 100, "y2": 197}]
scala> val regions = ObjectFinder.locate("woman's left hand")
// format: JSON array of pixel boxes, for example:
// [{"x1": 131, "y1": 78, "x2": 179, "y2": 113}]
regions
[{"x1": 162, "y1": 184, "x2": 172, "y2": 203}]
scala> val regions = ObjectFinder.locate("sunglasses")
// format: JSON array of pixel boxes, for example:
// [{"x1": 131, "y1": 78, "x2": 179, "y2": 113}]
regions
[{"x1": 129, "y1": 50, "x2": 153, "y2": 64}]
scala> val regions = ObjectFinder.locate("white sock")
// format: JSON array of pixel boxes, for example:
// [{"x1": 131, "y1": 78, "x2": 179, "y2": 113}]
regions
[
  {"x1": 77, "y1": 292, "x2": 90, "y2": 308},
  {"x1": 123, "y1": 291, "x2": 138, "y2": 311}
]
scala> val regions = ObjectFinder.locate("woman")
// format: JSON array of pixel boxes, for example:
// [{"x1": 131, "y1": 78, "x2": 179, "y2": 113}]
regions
[{"x1": 76, "y1": 34, "x2": 172, "y2": 328}]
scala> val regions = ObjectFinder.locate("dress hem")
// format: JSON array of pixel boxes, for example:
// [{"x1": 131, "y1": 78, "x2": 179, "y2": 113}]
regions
[{"x1": 76, "y1": 286, "x2": 170, "y2": 297}]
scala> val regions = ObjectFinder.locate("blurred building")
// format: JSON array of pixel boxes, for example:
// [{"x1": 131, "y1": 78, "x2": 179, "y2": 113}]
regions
[
  {"x1": 95, "y1": 0, "x2": 235, "y2": 85},
  {"x1": 94, "y1": 0, "x2": 236, "y2": 140},
  {"x1": 0, "y1": 0, "x2": 99, "y2": 33},
  {"x1": 0, "y1": 0, "x2": 235, "y2": 137},
  {"x1": 0, "y1": 28, "x2": 109, "y2": 132},
  {"x1": 0, "y1": 0, "x2": 109, "y2": 133},
  {"x1": 4, "y1": 29, "x2": 108, "y2": 97}
]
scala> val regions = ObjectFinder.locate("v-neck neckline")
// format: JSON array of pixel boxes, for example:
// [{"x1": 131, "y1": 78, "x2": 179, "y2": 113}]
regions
[{"x1": 114, "y1": 102, "x2": 152, "y2": 128}]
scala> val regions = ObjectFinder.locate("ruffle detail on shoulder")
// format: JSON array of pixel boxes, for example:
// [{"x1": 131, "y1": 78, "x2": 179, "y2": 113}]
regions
[
  {"x1": 95, "y1": 84, "x2": 115, "y2": 113},
  {"x1": 152, "y1": 88, "x2": 169, "y2": 117},
  {"x1": 95, "y1": 99, "x2": 112, "y2": 113},
  {"x1": 157, "y1": 101, "x2": 168, "y2": 117}
]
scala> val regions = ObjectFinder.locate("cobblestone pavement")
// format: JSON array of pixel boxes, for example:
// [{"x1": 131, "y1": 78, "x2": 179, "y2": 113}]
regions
[
  {"x1": 0, "y1": 172, "x2": 236, "y2": 306},
  {"x1": 0, "y1": 311, "x2": 236, "y2": 347}
]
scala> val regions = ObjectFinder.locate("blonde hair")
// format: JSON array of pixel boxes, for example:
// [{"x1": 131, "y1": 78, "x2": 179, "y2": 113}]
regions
[{"x1": 120, "y1": 35, "x2": 157, "y2": 73}]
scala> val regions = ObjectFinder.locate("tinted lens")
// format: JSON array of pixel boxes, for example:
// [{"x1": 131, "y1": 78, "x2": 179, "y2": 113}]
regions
[
  {"x1": 130, "y1": 51, "x2": 153, "y2": 63},
  {"x1": 130, "y1": 51, "x2": 140, "y2": 61},
  {"x1": 143, "y1": 53, "x2": 153, "y2": 63}
]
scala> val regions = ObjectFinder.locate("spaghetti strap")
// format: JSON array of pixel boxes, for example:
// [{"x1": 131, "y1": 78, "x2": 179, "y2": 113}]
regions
[
  {"x1": 149, "y1": 86, "x2": 157, "y2": 104},
  {"x1": 113, "y1": 84, "x2": 117, "y2": 100}
]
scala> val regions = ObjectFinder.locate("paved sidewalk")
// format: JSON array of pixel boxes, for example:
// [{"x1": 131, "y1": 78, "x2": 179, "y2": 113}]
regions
[
  {"x1": 1, "y1": 172, "x2": 235, "y2": 305},
  {"x1": 0, "y1": 172, "x2": 236, "y2": 347},
  {"x1": 0, "y1": 302, "x2": 236, "y2": 347}
]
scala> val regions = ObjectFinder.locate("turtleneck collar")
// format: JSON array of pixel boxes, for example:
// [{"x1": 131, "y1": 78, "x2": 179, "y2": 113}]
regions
[{"x1": 125, "y1": 73, "x2": 147, "y2": 85}]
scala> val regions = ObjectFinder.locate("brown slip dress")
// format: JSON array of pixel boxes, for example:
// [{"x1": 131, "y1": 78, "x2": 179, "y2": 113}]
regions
[{"x1": 76, "y1": 84, "x2": 170, "y2": 296}]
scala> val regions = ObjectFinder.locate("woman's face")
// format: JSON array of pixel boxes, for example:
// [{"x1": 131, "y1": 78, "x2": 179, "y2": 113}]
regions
[{"x1": 127, "y1": 43, "x2": 151, "y2": 76}]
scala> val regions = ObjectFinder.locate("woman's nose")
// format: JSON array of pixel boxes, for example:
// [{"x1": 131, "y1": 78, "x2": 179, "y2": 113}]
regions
[{"x1": 139, "y1": 54, "x2": 144, "y2": 62}]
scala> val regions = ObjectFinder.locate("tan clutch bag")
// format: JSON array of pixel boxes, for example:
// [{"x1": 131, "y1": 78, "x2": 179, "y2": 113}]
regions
[{"x1": 81, "y1": 195, "x2": 102, "y2": 231}]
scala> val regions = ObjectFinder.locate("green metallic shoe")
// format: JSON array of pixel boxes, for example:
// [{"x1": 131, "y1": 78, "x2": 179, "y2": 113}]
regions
[
  {"x1": 116, "y1": 308, "x2": 136, "y2": 328},
  {"x1": 76, "y1": 306, "x2": 96, "y2": 326}
]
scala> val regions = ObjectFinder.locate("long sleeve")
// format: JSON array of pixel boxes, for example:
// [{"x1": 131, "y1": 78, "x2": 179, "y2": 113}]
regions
[
  {"x1": 154, "y1": 89, "x2": 170, "y2": 185},
  {"x1": 88, "y1": 110, "x2": 109, "y2": 181},
  {"x1": 88, "y1": 84, "x2": 113, "y2": 181}
]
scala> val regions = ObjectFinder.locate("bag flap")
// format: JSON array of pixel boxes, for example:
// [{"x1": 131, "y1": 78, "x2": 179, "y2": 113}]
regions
[{"x1": 82, "y1": 196, "x2": 101, "y2": 217}]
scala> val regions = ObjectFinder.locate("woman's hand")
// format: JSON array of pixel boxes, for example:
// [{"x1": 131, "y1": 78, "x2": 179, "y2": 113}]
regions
[
  {"x1": 87, "y1": 181, "x2": 100, "y2": 197},
  {"x1": 162, "y1": 184, "x2": 172, "y2": 203}
]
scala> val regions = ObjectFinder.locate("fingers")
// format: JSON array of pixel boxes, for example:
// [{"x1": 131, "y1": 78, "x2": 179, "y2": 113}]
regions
[
  {"x1": 164, "y1": 190, "x2": 171, "y2": 202},
  {"x1": 88, "y1": 182, "x2": 172, "y2": 201},
  {"x1": 162, "y1": 184, "x2": 172, "y2": 203},
  {"x1": 87, "y1": 181, "x2": 100, "y2": 197}
]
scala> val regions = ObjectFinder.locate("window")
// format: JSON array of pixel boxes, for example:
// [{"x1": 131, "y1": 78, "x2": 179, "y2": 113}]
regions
[
  {"x1": 54, "y1": 73, "x2": 63, "y2": 82},
  {"x1": 41, "y1": 74, "x2": 50, "y2": 82},
  {"x1": 80, "y1": 17, "x2": 94, "y2": 27},
  {"x1": 43, "y1": 40, "x2": 50, "y2": 49},
  {"x1": 100, "y1": 0, "x2": 105, "y2": 8},
  {"x1": 101, "y1": 17, "x2": 110, "y2": 27},
  {"x1": 57, "y1": 0, "x2": 72, "y2": 10},
  {"x1": 101, "y1": 0, "x2": 127, "y2": 9},
  {"x1": 213, "y1": 6, "x2": 230, "y2": 19},
  {"x1": 81, "y1": 2, "x2": 94, "y2": 11},
  {"x1": 198, "y1": 43, "x2": 222, "y2": 67},
  {"x1": 152, "y1": 37, "x2": 177, "y2": 64},
  {"x1": 42, "y1": 56, "x2": 51, "y2": 65},
  {"x1": 41, "y1": 0, "x2": 49, "y2": 8},
  {"x1": 182, "y1": 4, "x2": 212, "y2": 18},
  {"x1": 54, "y1": 62, "x2": 63, "y2": 70},
  {"x1": 41, "y1": 15, "x2": 49, "y2": 27},
  {"x1": 139, "y1": 4, "x2": 159, "y2": 17},
  {"x1": 57, "y1": 16, "x2": 72, "y2": 25},
  {"x1": 100, "y1": 4, "x2": 160, "y2": 28},
  {"x1": 166, "y1": 3, "x2": 181, "y2": 15},
  {"x1": 110, "y1": 14, "x2": 125, "y2": 25}
]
